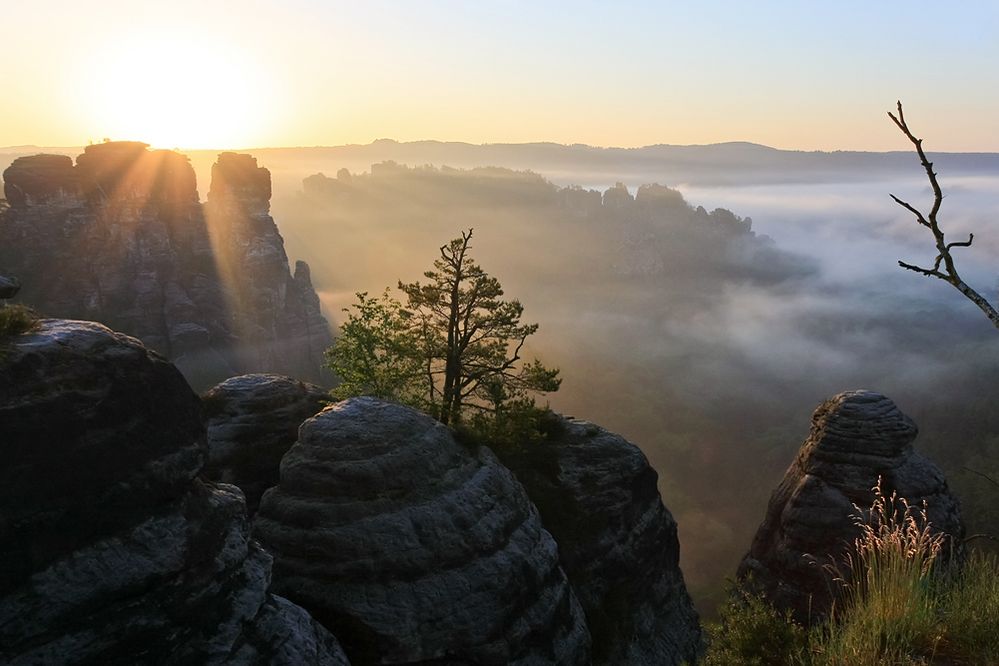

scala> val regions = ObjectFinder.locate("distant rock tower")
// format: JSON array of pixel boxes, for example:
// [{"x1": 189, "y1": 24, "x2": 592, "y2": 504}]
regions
[
  {"x1": 0, "y1": 143, "x2": 332, "y2": 388},
  {"x1": 205, "y1": 152, "x2": 332, "y2": 384}
]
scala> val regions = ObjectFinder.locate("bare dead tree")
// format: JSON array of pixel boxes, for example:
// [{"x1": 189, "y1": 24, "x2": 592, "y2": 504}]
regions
[{"x1": 889, "y1": 101, "x2": 999, "y2": 329}]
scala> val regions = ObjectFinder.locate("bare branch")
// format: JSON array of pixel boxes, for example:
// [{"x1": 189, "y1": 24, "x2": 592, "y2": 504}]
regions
[
  {"x1": 889, "y1": 102, "x2": 999, "y2": 329},
  {"x1": 889, "y1": 194, "x2": 930, "y2": 227},
  {"x1": 898, "y1": 260, "x2": 946, "y2": 279},
  {"x1": 945, "y1": 233, "x2": 974, "y2": 252}
]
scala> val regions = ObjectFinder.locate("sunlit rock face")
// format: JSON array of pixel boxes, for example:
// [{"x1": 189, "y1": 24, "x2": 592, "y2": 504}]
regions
[
  {"x1": 0, "y1": 319, "x2": 348, "y2": 665},
  {"x1": 254, "y1": 397, "x2": 591, "y2": 664},
  {"x1": 0, "y1": 143, "x2": 331, "y2": 389},
  {"x1": 203, "y1": 373, "x2": 328, "y2": 514},
  {"x1": 738, "y1": 390, "x2": 964, "y2": 622},
  {"x1": 496, "y1": 416, "x2": 702, "y2": 665},
  {"x1": 205, "y1": 152, "x2": 332, "y2": 385}
]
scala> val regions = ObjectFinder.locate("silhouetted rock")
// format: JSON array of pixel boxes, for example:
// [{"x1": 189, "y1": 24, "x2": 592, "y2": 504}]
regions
[
  {"x1": 496, "y1": 416, "x2": 702, "y2": 665},
  {"x1": 204, "y1": 374, "x2": 328, "y2": 513},
  {"x1": 206, "y1": 153, "x2": 332, "y2": 384},
  {"x1": 737, "y1": 390, "x2": 964, "y2": 622},
  {"x1": 0, "y1": 143, "x2": 332, "y2": 389},
  {"x1": 602, "y1": 182, "x2": 634, "y2": 208},
  {"x1": 0, "y1": 274, "x2": 19, "y2": 299},
  {"x1": 2, "y1": 154, "x2": 79, "y2": 208},
  {"x1": 0, "y1": 319, "x2": 348, "y2": 664},
  {"x1": 254, "y1": 397, "x2": 591, "y2": 664}
]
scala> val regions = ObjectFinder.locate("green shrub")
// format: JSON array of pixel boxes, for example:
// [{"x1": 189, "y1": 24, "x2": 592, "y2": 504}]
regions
[
  {"x1": 0, "y1": 304, "x2": 40, "y2": 338},
  {"x1": 936, "y1": 550, "x2": 999, "y2": 661},
  {"x1": 812, "y1": 481, "x2": 945, "y2": 665},
  {"x1": 705, "y1": 481, "x2": 999, "y2": 665},
  {"x1": 703, "y1": 583, "x2": 808, "y2": 665}
]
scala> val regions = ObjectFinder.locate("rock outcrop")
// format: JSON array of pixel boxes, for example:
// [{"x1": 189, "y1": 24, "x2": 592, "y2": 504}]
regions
[
  {"x1": 205, "y1": 153, "x2": 332, "y2": 383},
  {"x1": 496, "y1": 416, "x2": 702, "y2": 665},
  {"x1": 254, "y1": 397, "x2": 591, "y2": 664},
  {"x1": 204, "y1": 374, "x2": 328, "y2": 513},
  {"x1": 737, "y1": 390, "x2": 964, "y2": 622},
  {"x1": 0, "y1": 143, "x2": 331, "y2": 389},
  {"x1": 0, "y1": 319, "x2": 348, "y2": 664},
  {"x1": 0, "y1": 274, "x2": 19, "y2": 299}
]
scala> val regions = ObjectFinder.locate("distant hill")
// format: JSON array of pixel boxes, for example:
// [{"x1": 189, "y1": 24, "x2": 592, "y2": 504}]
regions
[{"x1": 5, "y1": 140, "x2": 999, "y2": 201}]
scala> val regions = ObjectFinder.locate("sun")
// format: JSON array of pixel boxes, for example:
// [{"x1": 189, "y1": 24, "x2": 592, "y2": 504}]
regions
[{"x1": 82, "y1": 34, "x2": 269, "y2": 149}]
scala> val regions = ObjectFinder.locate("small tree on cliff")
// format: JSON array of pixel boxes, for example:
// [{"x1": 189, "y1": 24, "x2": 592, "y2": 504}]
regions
[
  {"x1": 326, "y1": 229, "x2": 560, "y2": 425},
  {"x1": 325, "y1": 289, "x2": 424, "y2": 403}
]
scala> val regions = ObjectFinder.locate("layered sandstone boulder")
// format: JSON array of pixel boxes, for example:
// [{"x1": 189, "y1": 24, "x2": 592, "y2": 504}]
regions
[
  {"x1": 254, "y1": 397, "x2": 591, "y2": 664},
  {"x1": 0, "y1": 319, "x2": 347, "y2": 664},
  {"x1": 497, "y1": 415, "x2": 702, "y2": 665},
  {"x1": 738, "y1": 390, "x2": 964, "y2": 621},
  {"x1": 204, "y1": 373, "x2": 328, "y2": 513}
]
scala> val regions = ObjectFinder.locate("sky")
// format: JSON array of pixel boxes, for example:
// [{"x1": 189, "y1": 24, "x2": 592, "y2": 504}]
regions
[{"x1": 3, "y1": 1, "x2": 998, "y2": 151}]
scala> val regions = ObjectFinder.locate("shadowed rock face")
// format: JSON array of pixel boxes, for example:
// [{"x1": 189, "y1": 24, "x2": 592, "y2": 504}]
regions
[
  {"x1": 737, "y1": 390, "x2": 964, "y2": 622},
  {"x1": 2, "y1": 154, "x2": 79, "y2": 208},
  {"x1": 204, "y1": 374, "x2": 328, "y2": 513},
  {"x1": 495, "y1": 416, "x2": 702, "y2": 665},
  {"x1": 205, "y1": 153, "x2": 332, "y2": 384},
  {"x1": 0, "y1": 144, "x2": 331, "y2": 389},
  {"x1": 0, "y1": 274, "x2": 20, "y2": 299},
  {"x1": 254, "y1": 397, "x2": 591, "y2": 665},
  {"x1": 0, "y1": 319, "x2": 348, "y2": 664}
]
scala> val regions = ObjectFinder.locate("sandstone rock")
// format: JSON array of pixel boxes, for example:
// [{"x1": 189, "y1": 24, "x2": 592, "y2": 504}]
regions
[
  {"x1": 76, "y1": 142, "x2": 199, "y2": 206},
  {"x1": 2, "y1": 154, "x2": 79, "y2": 208},
  {"x1": 737, "y1": 390, "x2": 964, "y2": 622},
  {"x1": 496, "y1": 416, "x2": 702, "y2": 665},
  {"x1": 0, "y1": 274, "x2": 19, "y2": 299},
  {"x1": 206, "y1": 153, "x2": 332, "y2": 385},
  {"x1": 204, "y1": 374, "x2": 328, "y2": 513},
  {"x1": 0, "y1": 319, "x2": 348, "y2": 664},
  {"x1": 0, "y1": 143, "x2": 332, "y2": 390},
  {"x1": 254, "y1": 397, "x2": 591, "y2": 664}
]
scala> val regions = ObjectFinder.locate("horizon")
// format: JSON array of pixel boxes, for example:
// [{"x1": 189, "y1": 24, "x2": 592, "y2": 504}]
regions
[
  {"x1": 4, "y1": 1, "x2": 998, "y2": 151},
  {"x1": 7, "y1": 136, "x2": 999, "y2": 157}
]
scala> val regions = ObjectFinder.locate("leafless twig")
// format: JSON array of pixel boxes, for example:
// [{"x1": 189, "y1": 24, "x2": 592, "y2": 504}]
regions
[{"x1": 889, "y1": 101, "x2": 999, "y2": 329}]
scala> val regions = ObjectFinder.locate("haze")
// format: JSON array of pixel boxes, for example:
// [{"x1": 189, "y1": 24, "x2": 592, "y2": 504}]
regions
[
  {"x1": 3, "y1": 1, "x2": 998, "y2": 150},
  {"x1": 4, "y1": 1, "x2": 999, "y2": 616}
]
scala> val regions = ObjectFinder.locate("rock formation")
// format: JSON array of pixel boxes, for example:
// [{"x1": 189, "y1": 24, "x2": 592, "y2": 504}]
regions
[
  {"x1": 496, "y1": 415, "x2": 702, "y2": 665},
  {"x1": 204, "y1": 373, "x2": 328, "y2": 513},
  {"x1": 737, "y1": 390, "x2": 964, "y2": 622},
  {"x1": 0, "y1": 318, "x2": 348, "y2": 664},
  {"x1": 254, "y1": 397, "x2": 591, "y2": 664},
  {"x1": 0, "y1": 143, "x2": 331, "y2": 389},
  {"x1": 205, "y1": 153, "x2": 332, "y2": 383},
  {"x1": 0, "y1": 274, "x2": 19, "y2": 299}
]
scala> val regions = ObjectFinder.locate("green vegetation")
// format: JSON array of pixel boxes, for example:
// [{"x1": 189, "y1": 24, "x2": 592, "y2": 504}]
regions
[
  {"x1": 0, "y1": 303, "x2": 40, "y2": 338},
  {"x1": 325, "y1": 289, "x2": 425, "y2": 404},
  {"x1": 325, "y1": 229, "x2": 560, "y2": 427},
  {"x1": 704, "y1": 483, "x2": 999, "y2": 665},
  {"x1": 0, "y1": 304, "x2": 40, "y2": 362},
  {"x1": 702, "y1": 584, "x2": 808, "y2": 665}
]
